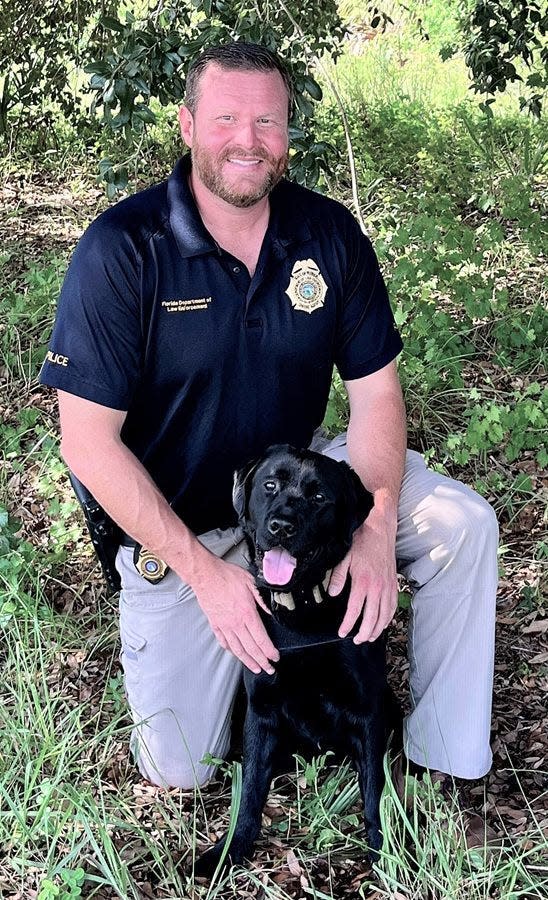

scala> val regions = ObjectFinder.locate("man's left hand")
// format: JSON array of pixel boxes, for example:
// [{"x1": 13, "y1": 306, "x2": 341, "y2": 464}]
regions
[{"x1": 328, "y1": 506, "x2": 398, "y2": 643}]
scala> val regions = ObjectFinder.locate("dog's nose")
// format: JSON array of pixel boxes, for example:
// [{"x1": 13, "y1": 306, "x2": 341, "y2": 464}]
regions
[{"x1": 268, "y1": 517, "x2": 296, "y2": 538}]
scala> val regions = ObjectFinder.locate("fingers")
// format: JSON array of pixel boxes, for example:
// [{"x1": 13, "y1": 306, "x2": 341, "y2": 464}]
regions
[
  {"x1": 216, "y1": 625, "x2": 278, "y2": 676},
  {"x1": 221, "y1": 582, "x2": 279, "y2": 675},
  {"x1": 353, "y1": 577, "x2": 398, "y2": 644},
  {"x1": 252, "y1": 585, "x2": 272, "y2": 616},
  {"x1": 244, "y1": 609, "x2": 280, "y2": 669},
  {"x1": 197, "y1": 560, "x2": 279, "y2": 675},
  {"x1": 338, "y1": 572, "x2": 366, "y2": 637},
  {"x1": 332, "y1": 554, "x2": 396, "y2": 642},
  {"x1": 336, "y1": 558, "x2": 397, "y2": 641},
  {"x1": 328, "y1": 555, "x2": 350, "y2": 596}
]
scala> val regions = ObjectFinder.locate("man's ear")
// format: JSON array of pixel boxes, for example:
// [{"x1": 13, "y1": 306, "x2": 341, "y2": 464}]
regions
[
  {"x1": 232, "y1": 458, "x2": 261, "y2": 523},
  {"x1": 178, "y1": 106, "x2": 194, "y2": 148}
]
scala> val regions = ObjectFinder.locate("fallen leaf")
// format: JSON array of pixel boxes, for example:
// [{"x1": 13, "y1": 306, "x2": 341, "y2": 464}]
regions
[
  {"x1": 286, "y1": 848, "x2": 302, "y2": 876},
  {"x1": 522, "y1": 620, "x2": 548, "y2": 634}
]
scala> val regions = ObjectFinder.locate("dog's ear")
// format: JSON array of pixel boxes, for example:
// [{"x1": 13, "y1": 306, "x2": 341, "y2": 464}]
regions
[
  {"x1": 341, "y1": 463, "x2": 374, "y2": 529},
  {"x1": 232, "y1": 457, "x2": 262, "y2": 522}
]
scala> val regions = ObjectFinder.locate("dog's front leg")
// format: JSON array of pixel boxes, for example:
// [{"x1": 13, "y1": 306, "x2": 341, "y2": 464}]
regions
[
  {"x1": 194, "y1": 702, "x2": 279, "y2": 877},
  {"x1": 352, "y1": 711, "x2": 386, "y2": 861}
]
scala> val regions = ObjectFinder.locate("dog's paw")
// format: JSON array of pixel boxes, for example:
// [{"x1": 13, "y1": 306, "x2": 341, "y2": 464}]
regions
[
  {"x1": 194, "y1": 840, "x2": 228, "y2": 879},
  {"x1": 194, "y1": 835, "x2": 256, "y2": 879},
  {"x1": 366, "y1": 825, "x2": 383, "y2": 863}
]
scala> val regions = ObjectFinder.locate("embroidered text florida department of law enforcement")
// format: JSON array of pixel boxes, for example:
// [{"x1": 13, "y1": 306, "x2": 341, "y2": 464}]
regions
[
  {"x1": 161, "y1": 297, "x2": 213, "y2": 313},
  {"x1": 46, "y1": 350, "x2": 69, "y2": 367},
  {"x1": 285, "y1": 259, "x2": 327, "y2": 313}
]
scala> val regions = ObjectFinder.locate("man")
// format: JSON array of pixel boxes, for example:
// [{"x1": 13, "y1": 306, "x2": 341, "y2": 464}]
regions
[{"x1": 40, "y1": 43, "x2": 498, "y2": 794}]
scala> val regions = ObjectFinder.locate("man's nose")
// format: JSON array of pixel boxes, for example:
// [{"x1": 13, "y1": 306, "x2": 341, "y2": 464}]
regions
[{"x1": 235, "y1": 121, "x2": 260, "y2": 150}]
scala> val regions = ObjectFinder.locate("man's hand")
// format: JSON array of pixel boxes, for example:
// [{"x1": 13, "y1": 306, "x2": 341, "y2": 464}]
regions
[
  {"x1": 328, "y1": 506, "x2": 398, "y2": 643},
  {"x1": 192, "y1": 556, "x2": 280, "y2": 675}
]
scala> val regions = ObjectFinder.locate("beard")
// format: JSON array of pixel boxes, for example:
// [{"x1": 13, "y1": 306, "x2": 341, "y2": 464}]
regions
[{"x1": 191, "y1": 142, "x2": 289, "y2": 208}]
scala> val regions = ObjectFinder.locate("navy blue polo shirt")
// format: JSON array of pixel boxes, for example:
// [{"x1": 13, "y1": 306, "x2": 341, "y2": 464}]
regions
[{"x1": 40, "y1": 155, "x2": 402, "y2": 534}]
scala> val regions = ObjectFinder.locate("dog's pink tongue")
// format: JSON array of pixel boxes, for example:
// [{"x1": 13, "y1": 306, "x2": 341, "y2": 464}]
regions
[{"x1": 262, "y1": 548, "x2": 297, "y2": 586}]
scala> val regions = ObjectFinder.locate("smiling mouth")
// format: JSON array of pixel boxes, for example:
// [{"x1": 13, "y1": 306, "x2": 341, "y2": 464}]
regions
[{"x1": 227, "y1": 158, "x2": 263, "y2": 167}]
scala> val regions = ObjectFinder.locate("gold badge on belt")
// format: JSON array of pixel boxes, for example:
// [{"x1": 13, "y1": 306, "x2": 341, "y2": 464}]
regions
[
  {"x1": 133, "y1": 546, "x2": 169, "y2": 583},
  {"x1": 285, "y1": 259, "x2": 327, "y2": 313}
]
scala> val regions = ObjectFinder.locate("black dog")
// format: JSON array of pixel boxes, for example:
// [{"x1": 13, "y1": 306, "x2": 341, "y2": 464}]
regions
[{"x1": 195, "y1": 445, "x2": 399, "y2": 876}]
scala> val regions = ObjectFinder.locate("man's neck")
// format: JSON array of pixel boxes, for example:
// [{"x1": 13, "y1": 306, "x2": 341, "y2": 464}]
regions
[
  {"x1": 189, "y1": 172, "x2": 271, "y2": 275},
  {"x1": 189, "y1": 171, "x2": 270, "y2": 238}
]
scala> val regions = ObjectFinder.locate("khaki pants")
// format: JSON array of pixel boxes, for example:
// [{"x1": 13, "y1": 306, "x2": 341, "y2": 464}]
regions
[{"x1": 117, "y1": 438, "x2": 498, "y2": 788}]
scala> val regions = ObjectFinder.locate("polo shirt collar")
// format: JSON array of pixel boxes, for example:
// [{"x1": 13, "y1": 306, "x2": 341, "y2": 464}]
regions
[
  {"x1": 168, "y1": 155, "x2": 216, "y2": 259},
  {"x1": 269, "y1": 179, "x2": 311, "y2": 252},
  {"x1": 168, "y1": 154, "x2": 311, "y2": 259}
]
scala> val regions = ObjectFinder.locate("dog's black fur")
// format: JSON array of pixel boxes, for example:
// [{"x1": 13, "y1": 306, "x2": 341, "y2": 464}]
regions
[{"x1": 195, "y1": 445, "x2": 400, "y2": 876}]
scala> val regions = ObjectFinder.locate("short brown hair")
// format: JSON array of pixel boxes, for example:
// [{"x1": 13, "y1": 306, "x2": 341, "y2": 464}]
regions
[{"x1": 184, "y1": 42, "x2": 294, "y2": 117}]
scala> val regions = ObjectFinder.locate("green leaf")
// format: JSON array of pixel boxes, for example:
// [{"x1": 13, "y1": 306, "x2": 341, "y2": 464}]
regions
[
  {"x1": 512, "y1": 474, "x2": 532, "y2": 493},
  {"x1": 133, "y1": 105, "x2": 156, "y2": 124},
  {"x1": 439, "y1": 44, "x2": 456, "y2": 61},
  {"x1": 304, "y1": 76, "x2": 322, "y2": 101},
  {"x1": 98, "y1": 158, "x2": 113, "y2": 175},
  {"x1": 398, "y1": 591, "x2": 411, "y2": 610},
  {"x1": 84, "y1": 61, "x2": 112, "y2": 76},
  {"x1": 100, "y1": 16, "x2": 125, "y2": 33},
  {"x1": 295, "y1": 93, "x2": 315, "y2": 118}
]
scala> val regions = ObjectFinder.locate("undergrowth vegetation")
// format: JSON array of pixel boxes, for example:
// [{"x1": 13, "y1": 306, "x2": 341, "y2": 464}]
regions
[{"x1": 0, "y1": 10, "x2": 546, "y2": 900}]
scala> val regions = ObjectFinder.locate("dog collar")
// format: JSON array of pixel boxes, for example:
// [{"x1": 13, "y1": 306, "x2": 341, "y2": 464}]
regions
[
  {"x1": 264, "y1": 613, "x2": 359, "y2": 653},
  {"x1": 264, "y1": 573, "x2": 358, "y2": 653}
]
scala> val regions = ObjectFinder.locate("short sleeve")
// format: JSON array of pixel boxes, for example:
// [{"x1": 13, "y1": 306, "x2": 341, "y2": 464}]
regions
[
  {"x1": 39, "y1": 215, "x2": 142, "y2": 409},
  {"x1": 334, "y1": 216, "x2": 402, "y2": 380}
]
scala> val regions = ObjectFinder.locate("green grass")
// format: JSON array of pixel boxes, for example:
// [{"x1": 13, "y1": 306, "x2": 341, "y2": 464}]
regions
[{"x1": 1, "y1": 608, "x2": 546, "y2": 900}]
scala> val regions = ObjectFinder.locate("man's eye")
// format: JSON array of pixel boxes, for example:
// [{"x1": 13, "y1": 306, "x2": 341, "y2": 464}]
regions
[{"x1": 264, "y1": 481, "x2": 277, "y2": 492}]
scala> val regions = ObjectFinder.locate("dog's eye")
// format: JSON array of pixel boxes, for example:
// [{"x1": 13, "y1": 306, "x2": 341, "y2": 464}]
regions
[
  {"x1": 264, "y1": 480, "x2": 277, "y2": 493},
  {"x1": 314, "y1": 492, "x2": 326, "y2": 503}
]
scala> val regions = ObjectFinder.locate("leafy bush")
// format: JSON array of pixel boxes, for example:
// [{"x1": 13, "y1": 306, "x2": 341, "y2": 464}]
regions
[{"x1": 319, "y1": 79, "x2": 547, "y2": 476}]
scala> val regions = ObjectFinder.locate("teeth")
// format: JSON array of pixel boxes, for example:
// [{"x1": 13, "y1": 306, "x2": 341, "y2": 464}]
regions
[
  {"x1": 228, "y1": 158, "x2": 260, "y2": 166},
  {"x1": 272, "y1": 591, "x2": 295, "y2": 611},
  {"x1": 322, "y1": 569, "x2": 332, "y2": 591},
  {"x1": 313, "y1": 585, "x2": 324, "y2": 605}
]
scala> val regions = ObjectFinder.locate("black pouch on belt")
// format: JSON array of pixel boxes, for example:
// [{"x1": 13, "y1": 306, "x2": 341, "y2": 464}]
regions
[{"x1": 69, "y1": 471, "x2": 122, "y2": 594}]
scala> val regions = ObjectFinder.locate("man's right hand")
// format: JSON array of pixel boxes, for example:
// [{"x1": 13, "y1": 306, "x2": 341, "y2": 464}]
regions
[{"x1": 191, "y1": 556, "x2": 280, "y2": 675}]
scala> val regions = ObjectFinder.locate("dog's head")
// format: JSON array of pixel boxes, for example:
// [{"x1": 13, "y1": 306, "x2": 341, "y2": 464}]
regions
[{"x1": 233, "y1": 444, "x2": 373, "y2": 593}]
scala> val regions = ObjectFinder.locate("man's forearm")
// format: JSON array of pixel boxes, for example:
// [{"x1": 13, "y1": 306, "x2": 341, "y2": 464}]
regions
[
  {"x1": 345, "y1": 382, "x2": 407, "y2": 530},
  {"x1": 64, "y1": 436, "x2": 213, "y2": 587}
]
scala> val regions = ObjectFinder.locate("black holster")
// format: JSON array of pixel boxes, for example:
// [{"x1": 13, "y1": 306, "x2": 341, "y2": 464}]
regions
[{"x1": 69, "y1": 472, "x2": 122, "y2": 594}]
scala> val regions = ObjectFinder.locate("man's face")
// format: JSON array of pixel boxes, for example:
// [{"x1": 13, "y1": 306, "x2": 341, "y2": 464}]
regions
[{"x1": 179, "y1": 64, "x2": 290, "y2": 208}]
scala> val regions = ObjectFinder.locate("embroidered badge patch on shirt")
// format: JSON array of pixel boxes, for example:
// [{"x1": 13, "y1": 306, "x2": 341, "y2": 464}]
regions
[
  {"x1": 285, "y1": 259, "x2": 327, "y2": 313},
  {"x1": 161, "y1": 297, "x2": 212, "y2": 313}
]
